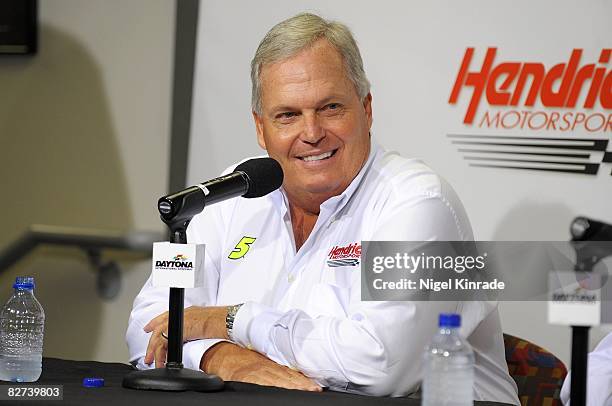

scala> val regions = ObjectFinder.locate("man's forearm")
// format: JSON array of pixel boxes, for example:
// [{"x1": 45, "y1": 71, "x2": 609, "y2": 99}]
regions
[
  {"x1": 201, "y1": 341, "x2": 237, "y2": 375},
  {"x1": 200, "y1": 341, "x2": 321, "y2": 391}
]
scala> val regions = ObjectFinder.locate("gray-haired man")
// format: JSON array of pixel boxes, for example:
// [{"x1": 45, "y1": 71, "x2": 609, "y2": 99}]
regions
[{"x1": 127, "y1": 13, "x2": 519, "y2": 404}]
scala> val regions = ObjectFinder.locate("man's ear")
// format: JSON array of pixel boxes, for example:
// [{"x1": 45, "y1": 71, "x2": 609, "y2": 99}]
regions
[
  {"x1": 253, "y1": 111, "x2": 266, "y2": 150},
  {"x1": 363, "y1": 93, "x2": 373, "y2": 130}
]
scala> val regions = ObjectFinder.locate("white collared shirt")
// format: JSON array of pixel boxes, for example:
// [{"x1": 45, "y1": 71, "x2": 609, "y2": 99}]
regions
[{"x1": 126, "y1": 143, "x2": 519, "y2": 403}]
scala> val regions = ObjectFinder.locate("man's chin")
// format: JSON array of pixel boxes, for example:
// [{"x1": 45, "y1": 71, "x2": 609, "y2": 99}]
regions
[{"x1": 302, "y1": 183, "x2": 343, "y2": 199}]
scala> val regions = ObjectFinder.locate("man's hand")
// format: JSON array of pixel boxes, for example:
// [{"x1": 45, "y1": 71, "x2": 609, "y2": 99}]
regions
[
  {"x1": 143, "y1": 306, "x2": 227, "y2": 368},
  {"x1": 202, "y1": 342, "x2": 322, "y2": 392}
]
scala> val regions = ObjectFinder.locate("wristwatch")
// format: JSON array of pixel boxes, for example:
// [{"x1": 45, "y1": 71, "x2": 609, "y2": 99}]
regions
[{"x1": 225, "y1": 303, "x2": 244, "y2": 341}]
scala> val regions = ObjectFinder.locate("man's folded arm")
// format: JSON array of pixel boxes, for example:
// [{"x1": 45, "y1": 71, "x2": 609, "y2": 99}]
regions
[
  {"x1": 231, "y1": 194, "x2": 472, "y2": 396},
  {"x1": 231, "y1": 298, "x2": 457, "y2": 396}
]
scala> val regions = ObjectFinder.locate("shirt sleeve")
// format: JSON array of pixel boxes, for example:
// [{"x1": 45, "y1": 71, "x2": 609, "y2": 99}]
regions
[
  {"x1": 231, "y1": 187, "x2": 476, "y2": 396},
  {"x1": 125, "y1": 203, "x2": 228, "y2": 371},
  {"x1": 561, "y1": 332, "x2": 612, "y2": 405}
]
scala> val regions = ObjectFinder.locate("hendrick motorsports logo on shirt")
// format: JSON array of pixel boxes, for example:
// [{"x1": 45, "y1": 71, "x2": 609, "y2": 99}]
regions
[
  {"x1": 155, "y1": 254, "x2": 193, "y2": 270},
  {"x1": 327, "y1": 243, "x2": 361, "y2": 267}
]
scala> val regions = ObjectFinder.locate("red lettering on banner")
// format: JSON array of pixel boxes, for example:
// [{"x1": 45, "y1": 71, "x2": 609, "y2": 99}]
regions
[
  {"x1": 486, "y1": 62, "x2": 519, "y2": 105},
  {"x1": 547, "y1": 112, "x2": 560, "y2": 130},
  {"x1": 479, "y1": 110, "x2": 612, "y2": 133},
  {"x1": 449, "y1": 48, "x2": 612, "y2": 125},
  {"x1": 449, "y1": 48, "x2": 496, "y2": 124},
  {"x1": 510, "y1": 63, "x2": 544, "y2": 106}
]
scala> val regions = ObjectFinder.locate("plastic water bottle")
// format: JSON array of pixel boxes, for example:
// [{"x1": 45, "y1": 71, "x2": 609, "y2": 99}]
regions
[
  {"x1": 0, "y1": 276, "x2": 45, "y2": 382},
  {"x1": 422, "y1": 313, "x2": 474, "y2": 406}
]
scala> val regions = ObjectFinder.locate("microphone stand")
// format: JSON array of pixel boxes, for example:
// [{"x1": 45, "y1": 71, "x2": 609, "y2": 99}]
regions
[
  {"x1": 122, "y1": 197, "x2": 224, "y2": 392},
  {"x1": 569, "y1": 325, "x2": 589, "y2": 406}
]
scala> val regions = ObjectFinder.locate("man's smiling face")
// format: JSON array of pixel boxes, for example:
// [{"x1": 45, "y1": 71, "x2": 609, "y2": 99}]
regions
[{"x1": 253, "y1": 39, "x2": 372, "y2": 206}]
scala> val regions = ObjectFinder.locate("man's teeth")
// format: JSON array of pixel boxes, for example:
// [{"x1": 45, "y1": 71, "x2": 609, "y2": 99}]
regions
[{"x1": 302, "y1": 151, "x2": 333, "y2": 162}]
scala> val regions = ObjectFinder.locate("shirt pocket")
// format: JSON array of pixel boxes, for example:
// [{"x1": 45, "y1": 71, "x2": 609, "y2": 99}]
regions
[{"x1": 306, "y1": 281, "x2": 351, "y2": 318}]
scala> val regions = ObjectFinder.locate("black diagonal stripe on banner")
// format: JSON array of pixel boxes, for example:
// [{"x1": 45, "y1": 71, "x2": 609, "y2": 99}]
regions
[
  {"x1": 464, "y1": 157, "x2": 590, "y2": 166},
  {"x1": 469, "y1": 163, "x2": 599, "y2": 175},
  {"x1": 451, "y1": 140, "x2": 606, "y2": 151},
  {"x1": 448, "y1": 134, "x2": 609, "y2": 151},
  {"x1": 448, "y1": 134, "x2": 608, "y2": 176},
  {"x1": 603, "y1": 152, "x2": 612, "y2": 176},
  {"x1": 457, "y1": 149, "x2": 590, "y2": 159}
]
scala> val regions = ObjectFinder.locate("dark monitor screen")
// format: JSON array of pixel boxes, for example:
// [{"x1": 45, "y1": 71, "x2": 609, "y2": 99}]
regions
[{"x1": 0, "y1": 0, "x2": 37, "y2": 55}]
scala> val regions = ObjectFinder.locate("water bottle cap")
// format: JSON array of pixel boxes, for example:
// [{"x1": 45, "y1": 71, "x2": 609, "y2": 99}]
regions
[
  {"x1": 83, "y1": 377, "x2": 104, "y2": 388},
  {"x1": 439, "y1": 313, "x2": 461, "y2": 328},
  {"x1": 13, "y1": 276, "x2": 35, "y2": 290}
]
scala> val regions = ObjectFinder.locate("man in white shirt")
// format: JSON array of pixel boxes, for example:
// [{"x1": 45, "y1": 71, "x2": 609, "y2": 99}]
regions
[
  {"x1": 561, "y1": 332, "x2": 612, "y2": 405},
  {"x1": 126, "y1": 12, "x2": 519, "y2": 403}
]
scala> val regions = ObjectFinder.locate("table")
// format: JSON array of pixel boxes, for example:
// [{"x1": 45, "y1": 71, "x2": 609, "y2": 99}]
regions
[{"x1": 0, "y1": 358, "x2": 513, "y2": 405}]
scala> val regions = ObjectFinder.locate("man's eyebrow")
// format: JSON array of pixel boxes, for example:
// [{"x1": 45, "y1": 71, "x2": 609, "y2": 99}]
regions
[
  {"x1": 317, "y1": 96, "x2": 343, "y2": 106},
  {"x1": 268, "y1": 96, "x2": 345, "y2": 115},
  {"x1": 269, "y1": 105, "x2": 297, "y2": 115}
]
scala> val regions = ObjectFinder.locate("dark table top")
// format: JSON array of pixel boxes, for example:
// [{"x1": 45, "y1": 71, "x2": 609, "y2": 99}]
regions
[{"x1": 0, "y1": 358, "x2": 513, "y2": 406}]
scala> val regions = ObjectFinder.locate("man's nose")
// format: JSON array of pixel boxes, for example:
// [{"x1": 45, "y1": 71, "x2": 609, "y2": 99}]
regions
[{"x1": 300, "y1": 113, "x2": 324, "y2": 144}]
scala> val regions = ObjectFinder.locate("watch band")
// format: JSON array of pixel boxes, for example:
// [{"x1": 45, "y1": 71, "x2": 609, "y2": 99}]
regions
[{"x1": 226, "y1": 303, "x2": 244, "y2": 341}]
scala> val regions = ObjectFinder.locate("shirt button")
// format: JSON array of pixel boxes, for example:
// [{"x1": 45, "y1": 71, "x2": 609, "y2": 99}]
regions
[
  {"x1": 287, "y1": 274, "x2": 295, "y2": 283},
  {"x1": 246, "y1": 343, "x2": 253, "y2": 350}
]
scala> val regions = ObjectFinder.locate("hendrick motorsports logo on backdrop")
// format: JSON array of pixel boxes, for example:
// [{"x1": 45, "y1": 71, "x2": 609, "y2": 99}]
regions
[
  {"x1": 447, "y1": 47, "x2": 612, "y2": 176},
  {"x1": 327, "y1": 243, "x2": 361, "y2": 267}
]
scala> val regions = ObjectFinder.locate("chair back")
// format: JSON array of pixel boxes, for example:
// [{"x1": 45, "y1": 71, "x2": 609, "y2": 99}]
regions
[{"x1": 503, "y1": 333, "x2": 568, "y2": 406}]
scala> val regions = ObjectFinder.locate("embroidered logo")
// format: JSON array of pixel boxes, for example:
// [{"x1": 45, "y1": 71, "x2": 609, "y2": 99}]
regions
[
  {"x1": 228, "y1": 236, "x2": 256, "y2": 260},
  {"x1": 327, "y1": 243, "x2": 361, "y2": 267}
]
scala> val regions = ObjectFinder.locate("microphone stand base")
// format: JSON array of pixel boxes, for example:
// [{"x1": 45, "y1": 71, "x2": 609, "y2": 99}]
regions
[{"x1": 122, "y1": 366, "x2": 224, "y2": 392}]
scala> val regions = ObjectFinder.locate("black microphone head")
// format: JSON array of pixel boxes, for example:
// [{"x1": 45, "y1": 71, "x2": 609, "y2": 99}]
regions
[{"x1": 235, "y1": 157, "x2": 284, "y2": 198}]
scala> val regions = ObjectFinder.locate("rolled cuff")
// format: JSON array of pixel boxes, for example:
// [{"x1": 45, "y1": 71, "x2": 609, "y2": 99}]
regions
[
  {"x1": 231, "y1": 301, "x2": 283, "y2": 355},
  {"x1": 183, "y1": 339, "x2": 229, "y2": 371}
]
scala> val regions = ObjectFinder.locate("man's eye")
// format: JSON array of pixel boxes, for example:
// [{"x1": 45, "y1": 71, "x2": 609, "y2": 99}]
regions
[
  {"x1": 322, "y1": 103, "x2": 342, "y2": 112},
  {"x1": 276, "y1": 112, "x2": 297, "y2": 120}
]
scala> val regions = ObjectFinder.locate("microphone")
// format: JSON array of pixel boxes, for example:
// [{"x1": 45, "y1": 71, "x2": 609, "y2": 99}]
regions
[
  {"x1": 571, "y1": 217, "x2": 612, "y2": 241},
  {"x1": 158, "y1": 157, "x2": 283, "y2": 223},
  {"x1": 570, "y1": 217, "x2": 612, "y2": 273}
]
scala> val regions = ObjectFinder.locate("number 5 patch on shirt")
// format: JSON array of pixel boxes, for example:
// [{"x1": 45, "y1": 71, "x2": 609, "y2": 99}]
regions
[{"x1": 228, "y1": 236, "x2": 257, "y2": 259}]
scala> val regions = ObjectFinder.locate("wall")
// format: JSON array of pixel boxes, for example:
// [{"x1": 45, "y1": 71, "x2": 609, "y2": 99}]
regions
[
  {"x1": 188, "y1": 0, "x2": 612, "y2": 365},
  {"x1": 0, "y1": 0, "x2": 175, "y2": 362}
]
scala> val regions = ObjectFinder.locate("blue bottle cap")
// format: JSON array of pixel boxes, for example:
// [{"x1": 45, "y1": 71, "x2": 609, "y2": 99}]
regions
[
  {"x1": 439, "y1": 313, "x2": 461, "y2": 328},
  {"x1": 83, "y1": 377, "x2": 104, "y2": 388},
  {"x1": 13, "y1": 276, "x2": 35, "y2": 290}
]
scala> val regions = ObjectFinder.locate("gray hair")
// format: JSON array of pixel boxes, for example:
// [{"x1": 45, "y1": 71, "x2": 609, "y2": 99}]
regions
[{"x1": 251, "y1": 13, "x2": 371, "y2": 115}]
